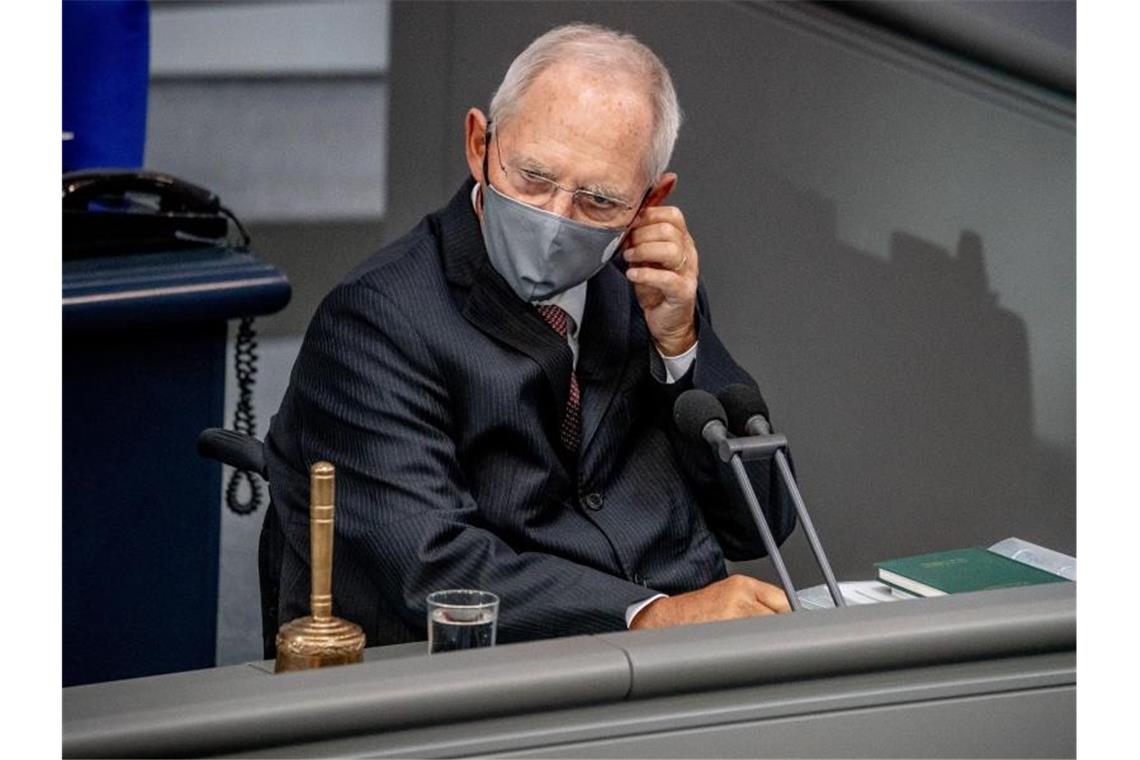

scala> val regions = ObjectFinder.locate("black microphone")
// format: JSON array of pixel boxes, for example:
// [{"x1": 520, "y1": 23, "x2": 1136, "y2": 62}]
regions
[
  {"x1": 719, "y1": 383, "x2": 772, "y2": 436},
  {"x1": 673, "y1": 389, "x2": 731, "y2": 450},
  {"x1": 673, "y1": 389, "x2": 800, "y2": 610},
  {"x1": 717, "y1": 384, "x2": 846, "y2": 607}
]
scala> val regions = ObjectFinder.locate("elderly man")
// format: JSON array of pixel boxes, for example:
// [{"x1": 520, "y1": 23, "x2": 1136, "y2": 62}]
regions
[{"x1": 263, "y1": 23, "x2": 796, "y2": 650}]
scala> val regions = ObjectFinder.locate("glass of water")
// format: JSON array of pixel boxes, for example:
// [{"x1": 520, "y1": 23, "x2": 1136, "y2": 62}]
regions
[{"x1": 426, "y1": 589, "x2": 499, "y2": 654}]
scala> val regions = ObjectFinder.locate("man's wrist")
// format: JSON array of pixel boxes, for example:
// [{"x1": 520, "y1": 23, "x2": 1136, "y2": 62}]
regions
[
  {"x1": 654, "y1": 329, "x2": 697, "y2": 358},
  {"x1": 627, "y1": 594, "x2": 669, "y2": 629},
  {"x1": 657, "y1": 340, "x2": 698, "y2": 384}
]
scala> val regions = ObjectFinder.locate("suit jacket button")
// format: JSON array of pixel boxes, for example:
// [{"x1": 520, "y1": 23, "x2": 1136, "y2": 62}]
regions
[{"x1": 582, "y1": 492, "x2": 604, "y2": 511}]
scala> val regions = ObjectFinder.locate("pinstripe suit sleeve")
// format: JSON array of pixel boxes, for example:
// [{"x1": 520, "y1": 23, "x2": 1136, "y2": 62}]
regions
[
  {"x1": 649, "y1": 283, "x2": 798, "y2": 562},
  {"x1": 287, "y1": 277, "x2": 655, "y2": 642}
]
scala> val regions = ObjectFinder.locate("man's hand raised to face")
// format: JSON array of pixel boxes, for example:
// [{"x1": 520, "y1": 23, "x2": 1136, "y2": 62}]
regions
[
  {"x1": 629, "y1": 574, "x2": 792, "y2": 630},
  {"x1": 622, "y1": 175, "x2": 700, "y2": 358}
]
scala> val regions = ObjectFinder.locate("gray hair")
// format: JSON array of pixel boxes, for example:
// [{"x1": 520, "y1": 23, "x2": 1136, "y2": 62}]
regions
[{"x1": 488, "y1": 23, "x2": 683, "y2": 182}]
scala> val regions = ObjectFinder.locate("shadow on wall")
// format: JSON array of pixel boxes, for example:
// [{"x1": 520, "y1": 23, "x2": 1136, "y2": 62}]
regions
[{"x1": 710, "y1": 174, "x2": 1074, "y2": 581}]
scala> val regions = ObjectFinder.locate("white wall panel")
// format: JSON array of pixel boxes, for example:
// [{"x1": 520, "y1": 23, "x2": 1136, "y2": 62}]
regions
[
  {"x1": 151, "y1": 0, "x2": 390, "y2": 78},
  {"x1": 147, "y1": 79, "x2": 387, "y2": 220}
]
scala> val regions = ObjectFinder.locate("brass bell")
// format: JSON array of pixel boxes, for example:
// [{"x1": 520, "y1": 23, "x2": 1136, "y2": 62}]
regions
[{"x1": 274, "y1": 462, "x2": 366, "y2": 672}]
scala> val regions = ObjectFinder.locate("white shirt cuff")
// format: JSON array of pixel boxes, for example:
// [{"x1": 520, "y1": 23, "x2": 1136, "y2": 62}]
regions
[
  {"x1": 625, "y1": 594, "x2": 668, "y2": 627},
  {"x1": 658, "y1": 341, "x2": 698, "y2": 384}
]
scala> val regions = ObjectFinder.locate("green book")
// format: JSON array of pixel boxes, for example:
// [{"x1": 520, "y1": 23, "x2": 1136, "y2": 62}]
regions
[{"x1": 875, "y1": 547, "x2": 1071, "y2": 597}]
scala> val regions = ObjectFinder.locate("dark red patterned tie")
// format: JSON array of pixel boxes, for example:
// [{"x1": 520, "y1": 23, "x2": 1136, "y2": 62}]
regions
[{"x1": 534, "y1": 304, "x2": 581, "y2": 453}]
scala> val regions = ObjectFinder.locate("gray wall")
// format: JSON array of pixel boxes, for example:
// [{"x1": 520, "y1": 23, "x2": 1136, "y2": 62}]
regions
[
  {"x1": 148, "y1": 0, "x2": 1074, "y2": 662},
  {"x1": 385, "y1": 1, "x2": 1075, "y2": 589}
]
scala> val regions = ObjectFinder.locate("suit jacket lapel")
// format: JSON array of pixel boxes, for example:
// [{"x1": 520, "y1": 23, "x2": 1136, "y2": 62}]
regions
[
  {"x1": 436, "y1": 179, "x2": 641, "y2": 466},
  {"x1": 437, "y1": 180, "x2": 574, "y2": 416},
  {"x1": 462, "y1": 258, "x2": 574, "y2": 410},
  {"x1": 577, "y1": 262, "x2": 636, "y2": 464}
]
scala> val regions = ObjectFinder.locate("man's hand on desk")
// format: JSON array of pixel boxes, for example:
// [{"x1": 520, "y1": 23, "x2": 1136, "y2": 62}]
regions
[{"x1": 629, "y1": 574, "x2": 791, "y2": 630}]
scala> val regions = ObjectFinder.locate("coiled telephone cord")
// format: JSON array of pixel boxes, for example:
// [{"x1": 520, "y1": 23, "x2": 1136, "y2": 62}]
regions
[{"x1": 225, "y1": 316, "x2": 263, "y2": 515}]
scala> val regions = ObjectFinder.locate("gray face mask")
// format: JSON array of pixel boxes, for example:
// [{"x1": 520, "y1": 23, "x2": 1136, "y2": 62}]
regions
[{"x1": 480, "y1": 181, "x2": 626, "y2": 302}]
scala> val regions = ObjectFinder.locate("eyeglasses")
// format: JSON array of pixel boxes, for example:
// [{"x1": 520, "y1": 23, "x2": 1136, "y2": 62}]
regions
[{"x1": 489, "y1": 130, "x2": 646, "y2": 228}]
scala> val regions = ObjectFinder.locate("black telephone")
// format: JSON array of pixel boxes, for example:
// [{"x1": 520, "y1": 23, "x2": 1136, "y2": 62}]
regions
[
  {"x1": 63, "y1": 169, "x2": 249, "y2": 259},
  {"x1": 63, "y1": 170, "x2": 266, "y2": 516}
]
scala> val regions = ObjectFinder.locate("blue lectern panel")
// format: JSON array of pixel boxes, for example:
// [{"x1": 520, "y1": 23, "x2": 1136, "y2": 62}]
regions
[
  {"x1": 63, "y1": 322, "x2": 225, "y2": 686},
  {"x1": 62, "y1": 247, "x2": 290, "y2": 686}
]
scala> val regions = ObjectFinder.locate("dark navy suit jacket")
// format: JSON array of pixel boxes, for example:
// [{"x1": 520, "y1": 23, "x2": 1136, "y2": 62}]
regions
[{"x1": 264, "y1": 179, "x2": 795, "y2": 647}]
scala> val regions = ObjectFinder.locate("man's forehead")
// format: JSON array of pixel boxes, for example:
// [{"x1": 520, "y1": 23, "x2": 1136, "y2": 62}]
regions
[
  {"x1": 503, "y1": 64, "x2": 654, "y2": 180},
  {"x1": 521, "y1": 62, "x2": 651, "y2": 118}
]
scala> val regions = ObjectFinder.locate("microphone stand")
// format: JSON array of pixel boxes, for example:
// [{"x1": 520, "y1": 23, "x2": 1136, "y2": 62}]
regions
[
  {"x1": 718, "y1": 433, "x2": 846, "y2": 608},
  {"x1": 723, "y1": 451, "x2": 801, "y2": 611}
]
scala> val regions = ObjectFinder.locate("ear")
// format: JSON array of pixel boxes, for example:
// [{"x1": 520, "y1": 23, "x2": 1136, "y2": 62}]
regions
[
  {"x1": 464, "y1": 108, "x2": 490, "y2": 185},
  {"x1": 644, "y1": 172, "x2": 677, "y2": 208}
]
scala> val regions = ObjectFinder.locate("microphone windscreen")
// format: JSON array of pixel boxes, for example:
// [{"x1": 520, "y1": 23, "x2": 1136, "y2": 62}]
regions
[
  {"x1": 673, "y1": 389, "x2": 727, "y2": 443},
  {"x1": 718, "y1": 383, "x2": 770, "y2": 436}
]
